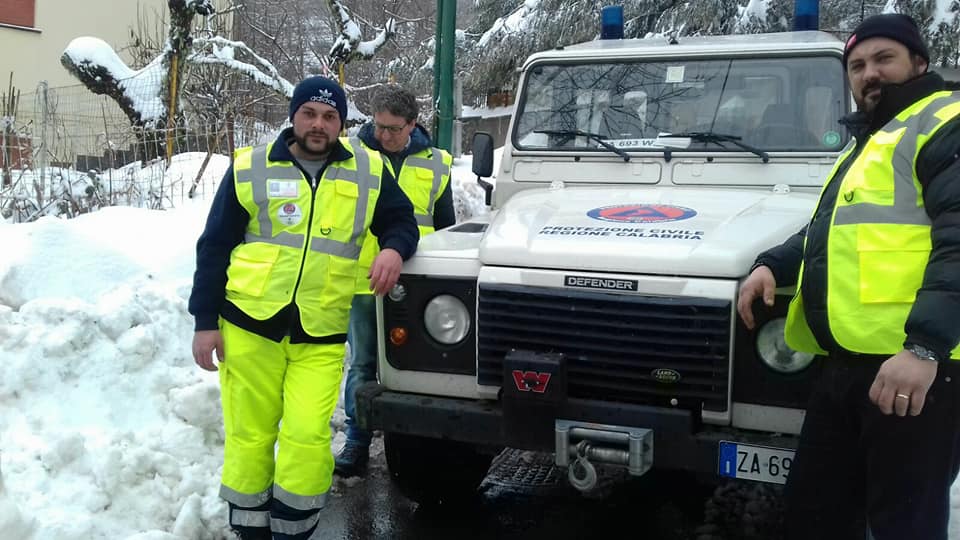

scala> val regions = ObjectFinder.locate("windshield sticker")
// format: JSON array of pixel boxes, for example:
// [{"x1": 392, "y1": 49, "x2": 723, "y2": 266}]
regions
[
  {"x1": 598, "y1": 138, "x2": 666, "y2": 149},
  {"x1": 822, "y1": 131, "x2": 842, "y2": 148},
  {"x1": 539, "y1": 225, "x2": 703, "y2": 241},
  {"x1": 587, "y1": 204, "x2": 697, "y2": 223},
  {"x1": 665, "y1": 66, "x2": 685, "y2": 83}
]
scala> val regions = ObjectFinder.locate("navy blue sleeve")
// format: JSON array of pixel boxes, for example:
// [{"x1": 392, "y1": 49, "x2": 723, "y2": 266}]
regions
[
  {"x1": 753, "y1": 225, "x2": 808, "y2": 287},
  {"x1": 370, "y1": 167, "x2": 419, "y2": 260},
  {"x1": 188, "y1": 165, "x2": 248, "y2": 331},
  {"x1": 905, "y1": 121, "x2": 960, "y2": 360},
  {"x1": 432, "y1": 180, "x2": 457, "y2": 230}
]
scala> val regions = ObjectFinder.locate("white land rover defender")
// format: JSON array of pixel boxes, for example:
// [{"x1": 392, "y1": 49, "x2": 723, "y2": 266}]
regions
[{"x1": 356, "y1": 30, "x2": 851, "y2": 504}]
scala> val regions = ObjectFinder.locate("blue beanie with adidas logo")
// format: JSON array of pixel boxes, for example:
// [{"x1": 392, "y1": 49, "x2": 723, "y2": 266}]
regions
[{"x1": 289, "y1": 76, "x2": 348, "y2": 125}]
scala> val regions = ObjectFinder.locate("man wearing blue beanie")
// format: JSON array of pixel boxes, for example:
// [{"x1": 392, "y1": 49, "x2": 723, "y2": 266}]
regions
[{"x1": 189, "y1": 75, "x2": 418, "y2": 540}]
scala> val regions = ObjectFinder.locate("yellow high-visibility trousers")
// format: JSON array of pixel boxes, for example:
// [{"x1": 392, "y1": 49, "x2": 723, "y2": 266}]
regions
[{"x1": 218, "y1": 319, "x2": 343, "y2": 514}]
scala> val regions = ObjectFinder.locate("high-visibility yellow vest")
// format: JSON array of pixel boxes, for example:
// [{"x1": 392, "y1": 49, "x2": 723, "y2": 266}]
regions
[
  {"x1": 355, "y1": 146, "x2": 452, "y2": 294},
  {"x1": 225, "y1": 137, "x2": 383, "y2": 336},
  {"x1": 785, "y1": 91, "x2": 960, "y2": 359}
]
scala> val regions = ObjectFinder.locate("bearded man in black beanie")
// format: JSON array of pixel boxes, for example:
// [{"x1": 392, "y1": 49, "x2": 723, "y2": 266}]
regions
[
  {"x1": 738, "y1": 13, "x2": 960, "y2": 540},
  {"x1": 188, "y1": 76, "x2": 417, "y2": 540}
]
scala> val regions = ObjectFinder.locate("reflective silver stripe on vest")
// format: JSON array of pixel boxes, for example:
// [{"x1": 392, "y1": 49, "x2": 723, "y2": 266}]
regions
[
  {"x1": 273, "y1": 483, "x2": 328, "y2": 511},
  {"x1": 270, "y1": 512, "x2": 320, "y2": 536},
  {"x1": 237, "y1": 145, "x2": 306, "y2": 242},
  {"x1": 220, "y1": 484, "x2": 272, "y2": 507},
  {"x1": 231, "y1": 509, "x2": 270, "y2": 527},
  {"x1": 405, "y1": 149, "x2": 447, "y2": 227},
  {"x1": 244, "y1": 231, "x2": 305, "y2": 248},
  {"x1": 312, "y1": 137, "x2": 380, "y2": 260},
  {"x1": 834, "y1": 93, "x2": 959, "y2": 226}
]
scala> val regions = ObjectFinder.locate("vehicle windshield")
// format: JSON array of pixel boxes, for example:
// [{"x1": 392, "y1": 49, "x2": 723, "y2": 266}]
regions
[{"x1": 514, "y1": 55, "x2": 849, "y2": 153}]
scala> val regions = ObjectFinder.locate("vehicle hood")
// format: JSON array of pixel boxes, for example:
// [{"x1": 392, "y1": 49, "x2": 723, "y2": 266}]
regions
[{"x1": 478, "y1": 186, "x2": 817, "y2": 278}]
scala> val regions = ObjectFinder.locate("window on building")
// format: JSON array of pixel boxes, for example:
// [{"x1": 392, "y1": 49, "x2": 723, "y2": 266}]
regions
[{"x1": 0, "y1": 0, "x2": 36, "y2": 28}]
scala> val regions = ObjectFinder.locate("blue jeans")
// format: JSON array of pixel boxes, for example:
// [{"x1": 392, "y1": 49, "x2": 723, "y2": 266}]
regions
[{"x1": 344, "y1": 294, "x2": 377, "y2": 447}]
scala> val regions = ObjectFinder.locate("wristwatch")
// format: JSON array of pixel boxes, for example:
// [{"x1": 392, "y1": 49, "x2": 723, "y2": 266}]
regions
[{"x1": 905, "y1": 343, "x2": 940, "y2": 363}]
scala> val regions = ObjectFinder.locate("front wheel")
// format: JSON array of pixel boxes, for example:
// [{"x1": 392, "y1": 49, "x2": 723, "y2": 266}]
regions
[{"x1": 384, "y1": 432, "x2": 497, "y2": 507}]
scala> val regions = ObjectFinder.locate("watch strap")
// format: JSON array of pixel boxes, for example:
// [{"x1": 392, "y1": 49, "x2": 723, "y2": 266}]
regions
[{"x1": 905, "y1": 343, "x2": 940, "y2": 363}]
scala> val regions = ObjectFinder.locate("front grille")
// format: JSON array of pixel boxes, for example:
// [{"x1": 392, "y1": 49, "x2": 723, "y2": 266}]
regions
[{"x1": 477, "y1": 283, "x2": 731, "y2": 412}]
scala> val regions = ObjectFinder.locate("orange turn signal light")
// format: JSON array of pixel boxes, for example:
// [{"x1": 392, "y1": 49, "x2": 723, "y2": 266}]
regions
[{"x1": 389, "y1": 327, "x2": 408, "y2": 346}]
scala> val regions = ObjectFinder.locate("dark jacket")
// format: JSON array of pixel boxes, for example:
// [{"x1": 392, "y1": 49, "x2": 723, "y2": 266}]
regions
[
  {"x1": 755, "y1": 72, "x2": 960, "y2": 360},
  {"x1": 358, "y1": 122, "x2": 456, "y2": 230},
  {"x1": 188, "y1": 128, "x2": 419, "y2": 343}
]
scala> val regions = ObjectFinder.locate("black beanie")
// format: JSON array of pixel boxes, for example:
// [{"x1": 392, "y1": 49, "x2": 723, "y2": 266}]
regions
[
  {"x1": 843, "y1": 14, "x2": 929, "y2": 69},
  {"x1": 289, "y1": 76, "x2": 348, "y2": 125}
]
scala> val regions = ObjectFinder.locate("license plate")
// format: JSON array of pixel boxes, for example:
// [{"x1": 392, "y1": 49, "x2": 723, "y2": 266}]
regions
[{"x1": 718, "y1": 441, "x2": 794, "y2": 485}]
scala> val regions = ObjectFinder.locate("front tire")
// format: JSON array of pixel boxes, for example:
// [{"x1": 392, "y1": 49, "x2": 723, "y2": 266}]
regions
[{"x1": 384, "y1": 432, "x2": 496, "y2": 507}]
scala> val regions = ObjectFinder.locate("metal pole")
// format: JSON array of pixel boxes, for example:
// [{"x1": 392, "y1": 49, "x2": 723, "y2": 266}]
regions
[
  {"x1": 165, "y1": 55, "x2": 179, "y2": 166},
  {"x1": 432, "y1": 0, "x2": 444, "y2": 138},
  {"x1": 338, "y1": 63, "x2": 347, "y2": 135},
  {"x1": 38, "y1": 81, "x2": 48, "y2": 195},
  {"x1": 436, "y1": 0, "x2": 456, "y2": 152}
]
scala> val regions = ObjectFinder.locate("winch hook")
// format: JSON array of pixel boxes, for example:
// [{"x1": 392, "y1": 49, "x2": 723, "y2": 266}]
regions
[{"x1": 568, "y1": 440, "x2": 598, "y2": 491}]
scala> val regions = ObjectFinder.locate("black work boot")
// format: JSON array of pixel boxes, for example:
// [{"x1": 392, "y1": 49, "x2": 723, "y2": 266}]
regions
[
  {"x1": 231, "y1": 527, "x2": 271, "y2": 540},
  {"x1": 334, "y1": 442, "x2": 370, "y2": 477}
]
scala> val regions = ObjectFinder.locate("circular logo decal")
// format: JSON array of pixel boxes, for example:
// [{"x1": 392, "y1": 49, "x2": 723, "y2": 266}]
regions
[
  {"x1": 587, "y1": 204, "x2": 697, "y2": 223},
  {"x1": 651, "y1": 368, "x2": 681, "y2": 384},
  {"x1": 277, "y1": 202, "x2": 303, "y2": 226},
  {"x1": 822, "y1": 131, "x2": 842, "y2": 148}
]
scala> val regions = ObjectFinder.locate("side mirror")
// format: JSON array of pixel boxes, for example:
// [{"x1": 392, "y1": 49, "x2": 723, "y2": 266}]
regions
[{"x1": 471, "y1": 132, "x2": 495, "y2": 206}]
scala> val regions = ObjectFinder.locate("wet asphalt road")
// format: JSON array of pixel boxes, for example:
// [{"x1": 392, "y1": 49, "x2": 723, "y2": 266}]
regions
[{"x1": 314, "y1": 439, "x2": 717, "y2": 540}]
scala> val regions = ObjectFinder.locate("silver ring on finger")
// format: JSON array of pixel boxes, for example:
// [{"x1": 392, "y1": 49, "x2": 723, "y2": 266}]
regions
[{"x1": 895, "y1": 393, "x2": 910, "y2": 401}]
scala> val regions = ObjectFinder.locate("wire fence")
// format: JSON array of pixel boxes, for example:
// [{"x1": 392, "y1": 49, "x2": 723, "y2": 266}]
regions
[{"x1": 1, "y1": 78, "x2": 287, "y2": 223}]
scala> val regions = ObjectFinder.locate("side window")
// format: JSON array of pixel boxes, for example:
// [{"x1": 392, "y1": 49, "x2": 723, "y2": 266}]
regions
[{"x1": 805, "y1": 86, "x2": 842, "y2": 148}]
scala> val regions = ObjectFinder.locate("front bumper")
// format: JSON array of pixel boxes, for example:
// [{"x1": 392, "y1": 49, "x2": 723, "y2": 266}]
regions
[{"x1": 356, "y1": 382, "x2": 799, "y2": 477}]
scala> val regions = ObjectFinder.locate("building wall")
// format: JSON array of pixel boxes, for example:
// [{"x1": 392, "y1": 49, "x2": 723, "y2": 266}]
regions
[
  {"x1": 0, "y1": 1, "x2": 234, "y2": 168},
  {"x1": 0, "y1": 0, "x2": 171, "y2": 92}
]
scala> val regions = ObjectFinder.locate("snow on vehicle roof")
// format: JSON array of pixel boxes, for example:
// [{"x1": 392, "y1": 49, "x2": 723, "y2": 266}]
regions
[{"x1": 524, "y1": 31, "x2": 844, "y2": 66}]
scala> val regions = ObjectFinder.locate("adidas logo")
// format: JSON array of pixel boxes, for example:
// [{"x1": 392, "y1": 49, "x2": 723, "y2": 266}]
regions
[{"x1": 309, "y1": 93, "x2": 338, "y2": 108}]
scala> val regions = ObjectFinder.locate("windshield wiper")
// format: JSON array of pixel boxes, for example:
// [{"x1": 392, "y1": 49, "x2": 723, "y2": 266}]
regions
[
  {"x1": 534, "y1": 129, "x2": 631, "y2": 162},
  {"x1": 658, "y1": 131, "x2": 769, "y2": 163}
]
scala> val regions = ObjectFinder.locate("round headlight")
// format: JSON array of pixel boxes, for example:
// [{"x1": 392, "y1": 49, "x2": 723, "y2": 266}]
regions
[
  {"x1": 423, "y1": 294, "x2": 471, "y2": 345},
  {"x1": 756, "y1": 317, "x2": 815, "y2": 373}
]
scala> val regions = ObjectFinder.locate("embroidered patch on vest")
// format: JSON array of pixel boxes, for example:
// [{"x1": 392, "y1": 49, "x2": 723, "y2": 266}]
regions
[{"x1": 277, "y1": 203, "x2": 303, "y2": 226}]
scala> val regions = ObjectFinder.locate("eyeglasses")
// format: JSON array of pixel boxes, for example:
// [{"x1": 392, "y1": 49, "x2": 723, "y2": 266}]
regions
[{"x1": 373, "y1": 122, "x2": 408, "y2": 134}]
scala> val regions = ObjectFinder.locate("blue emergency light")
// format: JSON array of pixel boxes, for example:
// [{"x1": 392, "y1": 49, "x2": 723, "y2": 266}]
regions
[
  {"x1": 600, "y1": 5, "x2": 624, "y2": 39},
  {"x1": 793, "y1": 0, "x2": 819, "y2": 31}
]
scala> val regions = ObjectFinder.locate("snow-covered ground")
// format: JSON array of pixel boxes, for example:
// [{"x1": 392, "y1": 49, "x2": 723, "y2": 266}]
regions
[{"x1": 0, "y1": 152, "x2": 488, "y2": 540}]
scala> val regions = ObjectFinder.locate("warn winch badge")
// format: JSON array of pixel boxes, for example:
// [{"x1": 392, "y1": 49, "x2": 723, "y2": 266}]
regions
[{"x1": 512, "y1": 370, "x2": 552, "y2": 393}]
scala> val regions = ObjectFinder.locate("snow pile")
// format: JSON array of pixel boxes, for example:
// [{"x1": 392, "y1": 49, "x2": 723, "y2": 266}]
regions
[{"x1": 0, "y1": 203, "x2": 231, "y2": 540}]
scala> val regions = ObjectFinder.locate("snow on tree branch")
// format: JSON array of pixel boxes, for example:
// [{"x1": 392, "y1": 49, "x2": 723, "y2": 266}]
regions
[
  {"x1": 61, "y1": 0, "x2": 216, "y2": 124},
  {"x1": 327, "y1": 0, "x2": 397, "y2": 65},
  {"x1": 190, "y1": 36, "x2": 295, "y2": 97},
  {"x1": 61, "y1": 36, "x2": 167, "y2": 127}
]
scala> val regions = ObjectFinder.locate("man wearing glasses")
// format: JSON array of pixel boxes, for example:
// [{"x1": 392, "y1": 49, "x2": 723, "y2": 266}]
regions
[{"x1": 335, "y1": 84, "x2": 456, "y2": 477}]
